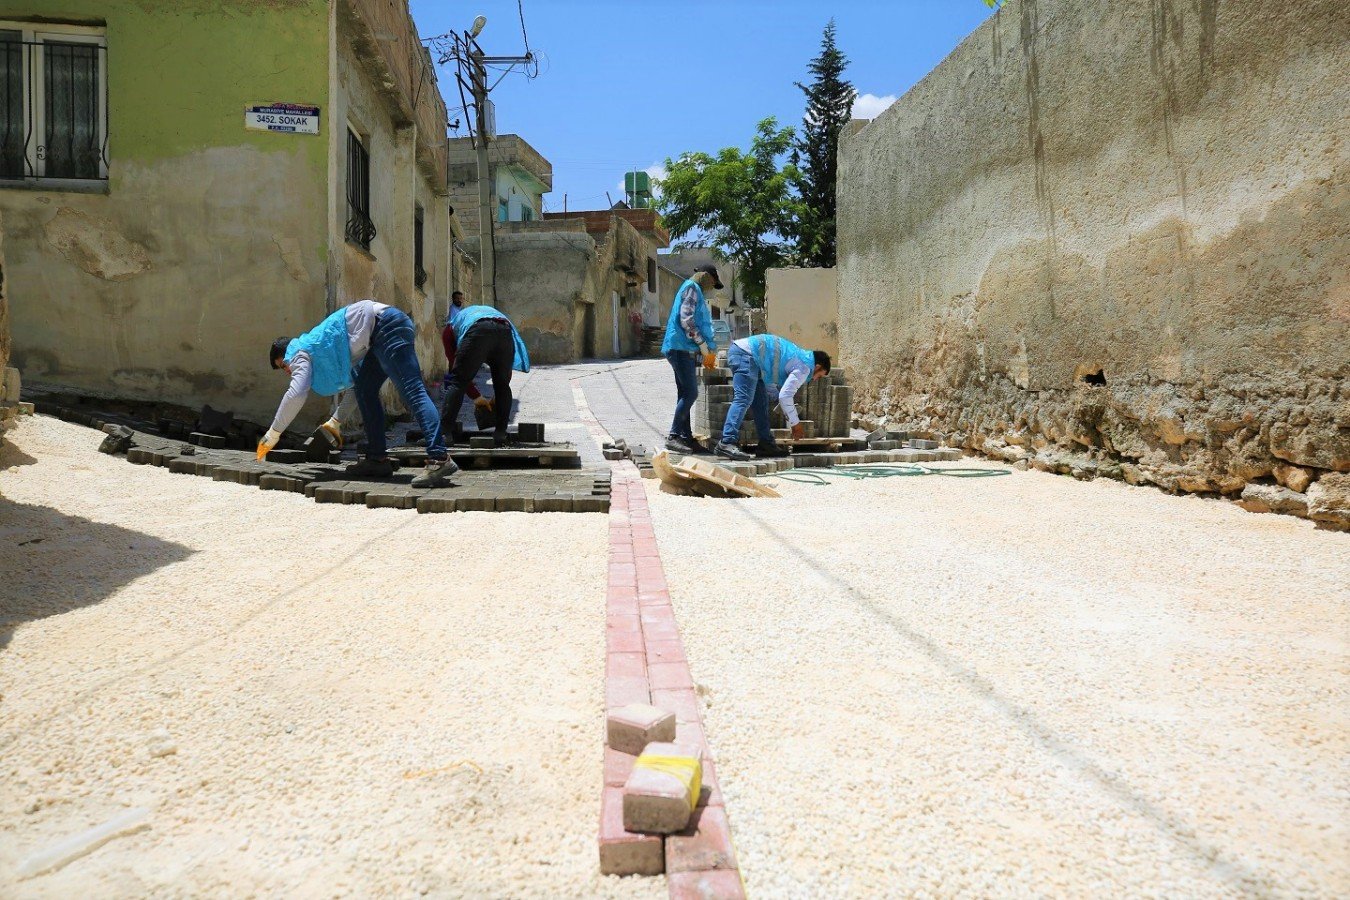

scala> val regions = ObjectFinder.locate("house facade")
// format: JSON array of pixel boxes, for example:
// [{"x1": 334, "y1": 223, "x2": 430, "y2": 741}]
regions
[{"x1": 0, "y1": 0, "x2": 460, "y2": 425}]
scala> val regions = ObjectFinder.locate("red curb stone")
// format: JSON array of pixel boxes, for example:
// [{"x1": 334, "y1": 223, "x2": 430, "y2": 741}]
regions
[
  {"x1": 675, "y1": 719, "x2": 707, "y2": 750},
  {"x1": 651, "y1": 688, "x2": 702, "y2": 723},
  {"x1": 605, "y1": 676, "x2": 650, "y2": 707},
  {"x1": 667, "y1": 869, "x2": 746, "y2": 900},
  {"x1": 599, "y1": 786, "x2": 665, "y2": 876},
  {"x1": 606, "y1": 651, "x2": 647, "y2": 679},
  {"x1": 604, "y1": 747, "x2": 637, "y2": 786},
  {"x1": 608, "y1": 629, "x2": 644, "y2": 653},
  {"x1": 606, "y1": 613, "x2": 641, "y2": 632},
  {"x1": 649, "y1": 661, "x2": 695, "y2": 691},
  {"x1": 646, "y1": 639, "x2": 687, "y2": 665},
  {"x1": 641, "y1": 607, "x2": 676, "y2": 626},
  {"x1": 698, "y1": 758, "x2": 724, "y2": 808},
  {"x1": 642, "y1": 618, "x2": 681, "y2": 640},
  {"x1": 666, "y1": 805, "x2": 738, "y2": 874}
]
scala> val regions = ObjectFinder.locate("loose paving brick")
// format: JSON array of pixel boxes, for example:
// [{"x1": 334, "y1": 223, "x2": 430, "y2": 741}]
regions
[
  {"x1": 606, "y1": 703, "x2": 677, "y2": 755},
  {"x1": 599, "y1": 786, "x2": 665, "y2": 877},
  {"x1": 623, "y1": 743, "x2": 702, "y2": 834}
]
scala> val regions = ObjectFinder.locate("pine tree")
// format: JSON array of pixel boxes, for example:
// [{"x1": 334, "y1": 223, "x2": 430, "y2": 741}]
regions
[{"x1": 792, "y1": 20, "x2": 857, "y2": 268}]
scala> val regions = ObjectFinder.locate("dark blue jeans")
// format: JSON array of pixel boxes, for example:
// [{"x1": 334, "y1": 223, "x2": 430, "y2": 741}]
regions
[
  {"x1": 353, "y1": 308, "x2": 447, "y2": 460},
  {"x1": 722, "y1": 343, "x2": 773, "y2": 445},
  {"x1": 666, "y1": 349, "x2": 699, "y2": 440}
]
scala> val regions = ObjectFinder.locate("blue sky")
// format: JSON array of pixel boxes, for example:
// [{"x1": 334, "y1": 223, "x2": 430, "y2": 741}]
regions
[{"x1": 409, "y1": 0, "x2": 997, "y2": 213}]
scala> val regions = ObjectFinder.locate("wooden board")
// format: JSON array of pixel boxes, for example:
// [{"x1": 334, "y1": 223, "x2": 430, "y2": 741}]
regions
[{"x1": 671, "y1": 456, "x2": 781, "y2": 499}]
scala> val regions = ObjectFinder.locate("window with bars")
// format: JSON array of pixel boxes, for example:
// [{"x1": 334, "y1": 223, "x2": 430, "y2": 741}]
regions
[
  {"x1": 414, "y1": 204, "x2": 427, "y2": 291},
  {"x1": 345, "y1": 127, "x2": 374, "y2": 250},
  {"x1": 0, "y1": 23, "x2": 108, "y2": 184}
]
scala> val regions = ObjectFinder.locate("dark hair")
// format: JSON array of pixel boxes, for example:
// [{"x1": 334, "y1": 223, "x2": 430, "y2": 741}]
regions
[
  {"x1": 814, "y1": 350, "x2": 832, "y2": 374},
  {"x1": 451, "y1": 291, "x2": 465, "y2": 308},
  {"x1": 270, "y1": 337, "x2": 291, "y2": 369}
]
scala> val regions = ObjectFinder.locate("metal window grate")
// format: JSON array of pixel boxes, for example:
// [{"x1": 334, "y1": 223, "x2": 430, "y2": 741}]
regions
[
  {"x1": 345, "y1": 129, "x2": 375, "y2": 249},
  {"x1": 0, "y1": 35, "x2": 108, "y2": 182}
]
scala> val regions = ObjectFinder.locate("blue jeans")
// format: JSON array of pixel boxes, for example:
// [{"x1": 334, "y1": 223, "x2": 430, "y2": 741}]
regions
[
  {"x1": 353, "y1": 308, "x2": 448, "y2": 460},
  {"x1": 722, "y1": 344, "x2": 773, "y2": 445},
  {"x1": 666, "y1": 349, "x2": 699, "y2": 439}
]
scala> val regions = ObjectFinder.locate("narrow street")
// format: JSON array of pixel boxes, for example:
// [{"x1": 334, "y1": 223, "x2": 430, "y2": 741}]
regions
[{"x1": 2, "y1": 360, "x2": 1345, "y2": 896}]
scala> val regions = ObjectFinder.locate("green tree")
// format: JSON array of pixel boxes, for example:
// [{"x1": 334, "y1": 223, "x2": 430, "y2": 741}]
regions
[
  {"x1": 657, "y1": 118, "x2": 801, "y2": 306},
  {"x1": 791, "y1": 19, "x2": 857, "y2": 268}
]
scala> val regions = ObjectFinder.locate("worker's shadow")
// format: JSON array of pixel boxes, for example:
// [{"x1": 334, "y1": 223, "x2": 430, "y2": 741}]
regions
[{"x1": 0, "y1": 498, "x2": 194, "y2": 653}]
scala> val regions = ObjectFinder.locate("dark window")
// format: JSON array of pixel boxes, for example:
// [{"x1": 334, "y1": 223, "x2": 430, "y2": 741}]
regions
[
  {"x1": 647, "y1": 257, "x2": 656, "y2": 292},
  {"x1": 44, "y1": 40, "x2": 100, "y2": 179},
  {"x1": 414, "y1": 205, "x2": 427, "y2": 291},
  {"x1": 345, "y1": 128, "x2": 375, "y2": 249},
  {"x1": 0, "y1": 32, "x2": 22, "y2": 178}
]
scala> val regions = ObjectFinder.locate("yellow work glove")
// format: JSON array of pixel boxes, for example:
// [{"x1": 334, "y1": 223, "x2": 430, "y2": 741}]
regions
[
  {"x1": 474, "y1": 396, "x2": 493, "y2": 411},
  {"x1": 256, "y1": 427, "x2": 281, "y2": 461},
  {"x1": 790, "y1": 423, "x2": 806, "y2": 441},
  {"x1": 702, "y1": 351, "x2": 717, "y2": 370},
  {"x1": 319, "y1": 416, "x2": 343, "y2": 448}
]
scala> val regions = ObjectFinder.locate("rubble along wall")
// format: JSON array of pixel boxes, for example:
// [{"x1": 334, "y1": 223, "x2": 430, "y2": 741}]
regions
[{"x1": 837, "y1": 0, "x2": 1349, "y2": 501}]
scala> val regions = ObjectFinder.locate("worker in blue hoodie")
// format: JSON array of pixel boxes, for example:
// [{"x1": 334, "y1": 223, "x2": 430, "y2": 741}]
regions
[
  {"x1": 660, "y1": 263, "x2": 722, "y2": 454},
  {"x1": 439, "y1": 301, "x2": 531, "y2": 446},
  {"x1": 260, "y1": 299, "x2": 458, "y2": 489}
]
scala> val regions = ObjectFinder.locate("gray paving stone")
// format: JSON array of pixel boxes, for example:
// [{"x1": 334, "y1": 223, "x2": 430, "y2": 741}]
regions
[
  {"x1": 534, "y1": 493, "x2": 575, "y2": 513},
  {"x1": 494, "y1": 495, "x2": 534, "y2": 512},
  {"x1": 455, "y1": 493, "x2": 495, "y2": 512},
  {"x1": 366, "y1": 489, "x2": 417, "y2": 510}
]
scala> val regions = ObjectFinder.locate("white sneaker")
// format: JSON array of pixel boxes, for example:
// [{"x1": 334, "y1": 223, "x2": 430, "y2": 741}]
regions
[{"x1": 411, "y1": 456, "x2": 459, "y2": 488}]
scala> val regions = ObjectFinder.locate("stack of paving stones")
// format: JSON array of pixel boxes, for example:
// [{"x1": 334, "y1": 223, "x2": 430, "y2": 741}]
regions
[
  {"x1": 36, "y1": 398, "x2": 609, "y2": 514},
  {"x1": 691, "y1": 361, "x2": 853, "y2": 445}
]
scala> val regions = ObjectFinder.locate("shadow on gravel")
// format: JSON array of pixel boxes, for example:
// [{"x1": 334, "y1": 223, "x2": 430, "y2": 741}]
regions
[
  {"x1": 729, "y1": 501, "x2": 1277, "y2": 896},
  {"x1": 0, "y1": 499, "x2": 194, "y2": 655}
]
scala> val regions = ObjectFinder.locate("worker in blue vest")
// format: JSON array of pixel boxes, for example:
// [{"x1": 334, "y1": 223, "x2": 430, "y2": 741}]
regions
[
  {"x1": 661, "y1": 263, "x2": 722, "y2": 454},
  {"x1": 716, "y1": 333, "x2": 831, "y2": 462},
  {"x1": 259, "y1": 299, "x2": 458, "y2": 489},
  {"x1": 440, "y1": 301, "x2": 530, "y2": 446}
]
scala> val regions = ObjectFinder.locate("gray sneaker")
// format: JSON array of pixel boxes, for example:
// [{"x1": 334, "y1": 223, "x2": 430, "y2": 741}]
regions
[
  {"x1": 411, "y1": 456, "x2": 460, "y2": 488},
  {"x1": 714, "y1": 441, "x2": 752, "y2": 461}
]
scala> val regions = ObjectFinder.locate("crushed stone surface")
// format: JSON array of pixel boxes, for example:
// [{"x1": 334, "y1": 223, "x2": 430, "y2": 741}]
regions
[
  {"x1": 0, "y1": 415, "x2": 661, "y2": 899},
  {"x1": 646, "y1": 463, "x2": 1349, "y2": 898}
]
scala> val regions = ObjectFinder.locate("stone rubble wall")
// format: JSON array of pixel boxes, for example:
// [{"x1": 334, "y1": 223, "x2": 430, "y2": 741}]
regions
[{"x1": 837, "y1": 0, "x2": 1349, "y2": 528}]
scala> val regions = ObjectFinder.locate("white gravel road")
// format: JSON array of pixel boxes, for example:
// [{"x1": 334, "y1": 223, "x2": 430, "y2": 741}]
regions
[
  {"x1": 646, "y1": 462, "x2": 1349, "y2": 898},
  {"x1": 0, "y1": 416, "x2": 661, "y2": 899}
]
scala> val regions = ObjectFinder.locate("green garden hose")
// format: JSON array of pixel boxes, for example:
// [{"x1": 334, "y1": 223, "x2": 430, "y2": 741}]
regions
[{"x1": 773, "y1": 464, "x2": 1010, "y2": 485}]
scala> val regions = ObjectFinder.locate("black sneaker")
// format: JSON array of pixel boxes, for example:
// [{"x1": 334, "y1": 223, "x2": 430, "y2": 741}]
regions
[
  {"x1": 755, "y1": 441, "x2": 791, "y2": 458},
  {"x1": 345, "y1": 457, "x2": 395, "y2": 478},
  {"x1": 665, "y1": 436, "x2": 693, "y2": 454},
  {"x1": 714, "y1": 441, "x2": 751, "y2": 461},
  {"x1": 684, "y1": 437, "x2": 712, "y2": 455}
]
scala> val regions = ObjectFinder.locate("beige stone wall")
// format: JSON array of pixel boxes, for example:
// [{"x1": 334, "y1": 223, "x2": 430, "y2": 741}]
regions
[
  {"x1": 838, "y1": 0, "x2": 1349, "y2": 499},
  {"x1": 765, "y1": 267, "x2": 838, "y2": 359},
  {"x1": 0, "y1": 208, "x2": 8, "y2": 379}
]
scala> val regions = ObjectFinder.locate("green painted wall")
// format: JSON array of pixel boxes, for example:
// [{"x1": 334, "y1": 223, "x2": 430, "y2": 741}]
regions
[{"x1": 0, "y1": 0, "x2": 330, "y2": 178}]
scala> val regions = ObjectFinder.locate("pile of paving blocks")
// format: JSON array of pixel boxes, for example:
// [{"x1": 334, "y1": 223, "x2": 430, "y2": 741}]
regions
[
  {"x1": 32, "y1": 398, "x2": 609, "y2": 514},
  {"x1": 628, "y1": 435, "x2": 964, "y2": 480},
  {"x1": 691, "y1": 360, "x2": 853, "y2": 446}
]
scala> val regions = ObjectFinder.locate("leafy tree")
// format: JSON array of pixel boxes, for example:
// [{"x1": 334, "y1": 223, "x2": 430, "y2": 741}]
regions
[
  {"x1": 791, "y1": 20, "x2": 856, "y2": 268},
  {"x1": 657, "y1": 118, "x2": 801, "y2": 306}
]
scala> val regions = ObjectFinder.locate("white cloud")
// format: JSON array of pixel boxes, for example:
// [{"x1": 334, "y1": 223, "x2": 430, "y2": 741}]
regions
[{"x1": 851, "y1": 93, "x2": 897, "y2": 120}]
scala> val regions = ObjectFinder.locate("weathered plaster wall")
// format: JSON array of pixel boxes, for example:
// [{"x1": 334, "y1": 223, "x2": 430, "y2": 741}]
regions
[
  {"x1": 838, "y1": 0, "x2": 1350, "y2": 513},
  {"x1": 485, "y1": 230, "x2": 598, "y2": 365},
  {"x1": 0, "y1": 0, "x2": 330, "y2": 423},
  {"x1": 765, "y1": 267, "x2": 839, "y2": 359}
]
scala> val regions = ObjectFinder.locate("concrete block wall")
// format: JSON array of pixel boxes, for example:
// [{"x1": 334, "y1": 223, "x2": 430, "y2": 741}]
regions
[{"x1": 837, "y1": 0, "x2": 1350, "y2": 498}]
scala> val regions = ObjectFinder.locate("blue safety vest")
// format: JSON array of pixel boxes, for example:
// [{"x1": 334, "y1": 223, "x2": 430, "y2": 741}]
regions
[
  {"x1": 746, "y1": 334, "x2": 815, "y2": 389},
  {"x1": 661, "y1": 279, "x2": 716, "y2": 354},
  {"x1": 285, "y1": 307, "x2": 353, "y2": 396},
  {"x1": 447, "y1": 305, "x2": 531, "y2": 372}
]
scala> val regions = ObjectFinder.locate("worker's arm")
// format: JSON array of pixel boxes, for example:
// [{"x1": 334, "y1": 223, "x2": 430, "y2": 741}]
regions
[
  {"x1": 777, "y1": 362, "x2": 811, "y2": 428},
  {"x1": 678, "y1": 285, "x2": 714, "y2": 351},
  {"x1": 441, "y1": 324, "x2": 481, "y2": 399},
  {"x1": 268, "y1": 351, "x2": 313, "y2": 435}
]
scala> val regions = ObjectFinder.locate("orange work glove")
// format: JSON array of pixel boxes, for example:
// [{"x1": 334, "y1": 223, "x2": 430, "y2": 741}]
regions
[
  {"x1": 256, "y1": 428, "x2": 281, "y2": 460},
  {"x1": 318, "y1": 416, "x2": 343, "y2": 448},
  {"x1": 702, "y1": 352, "x2": 717, "y2": 370},
  {"x1": 790, "y1": 423, "x2": 806, "y2": 440}
]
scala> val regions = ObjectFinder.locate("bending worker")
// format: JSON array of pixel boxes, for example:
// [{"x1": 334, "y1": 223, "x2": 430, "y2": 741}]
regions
[
  {"x1": 661, "y1": 263, "x2": 722, "y2": 454},
  {"x1": 440, "y1": 301, "x2": 530, "y2": 446},
  {"x1": 259, "y1": 299, "x2": 459, "y2": 489},
  {"x1": 716, "y1": 333, "x2": 831, "y2": 462}
]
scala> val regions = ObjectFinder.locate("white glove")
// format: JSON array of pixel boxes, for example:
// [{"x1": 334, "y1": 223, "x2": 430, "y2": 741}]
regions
[
  {"x1": 256, "y1": 428, "x2": 281, "y2": 461},
  {"x1": 319, "y1": 416, "x2": 343, "y2": 448}
]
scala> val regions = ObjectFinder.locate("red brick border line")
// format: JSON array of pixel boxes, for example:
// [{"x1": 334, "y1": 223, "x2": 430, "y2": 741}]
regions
[{"x1": 572, "y1": 383, "x2": 746, "y2": 898}]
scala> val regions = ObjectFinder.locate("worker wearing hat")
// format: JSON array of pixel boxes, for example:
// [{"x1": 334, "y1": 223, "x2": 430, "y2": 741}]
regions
[{"x1": 660, "y1": 263, "x2": 722, "y2": 454}]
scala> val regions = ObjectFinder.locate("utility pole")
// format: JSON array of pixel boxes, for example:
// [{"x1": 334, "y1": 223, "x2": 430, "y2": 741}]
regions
[{"x1": 462, "y1": 31, "x2": 532, "y2": 308}]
